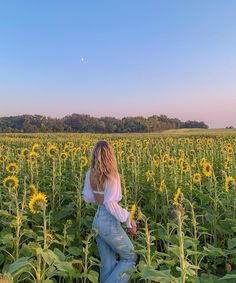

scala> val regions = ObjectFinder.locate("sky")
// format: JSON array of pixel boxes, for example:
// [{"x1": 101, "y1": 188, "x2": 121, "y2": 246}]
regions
[{"x1": 0, "y1": 0, "x2": 235, "y2": 128}]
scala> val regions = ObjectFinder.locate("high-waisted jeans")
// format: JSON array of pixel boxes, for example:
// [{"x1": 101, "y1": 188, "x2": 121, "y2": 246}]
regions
[{"x1": 92, "y1": 204, "x2": 137, "y2": 283}]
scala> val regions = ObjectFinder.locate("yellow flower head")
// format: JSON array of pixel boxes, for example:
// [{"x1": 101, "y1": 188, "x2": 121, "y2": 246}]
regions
[
  {"x1": 162, "y1": 153, "x2": 169, "y2": 163},
  {"x1": 3, "y1": 176, "x2": 19, "y2": 190},
  {"x1": 173, "y1": 188, "x2": 183, "y2": 206},
  {"x1": 225, "y1": 176, "x2": 235, "y2": 192},
  {"x1": 127, "y1": 153, "x2": 135, "y2": 163},
  {"x1": 224, "y1": 158, "x2": 230, "y2": 170},
  {"x1": 160, "y1": 179, "x2": 166, "y2": 193},
  {"x1": 15, "y1": 148, "x2": 23, "y2": 156},
  {"x1": 6, "y1": 162, "x2": 19, "y2": 174},
  {"x1": 27, "y1": 152, "x2": 38, "y2": 164},
  {"x1": 46, "y1": 232, "x2": 54, "y2": 242},
  {"x1": 145, "y1": 170, "x2": 154, "y2": 182},
  {"x1": 200, "y1": 157, "x2": 206, "y2": 167},
  {"x1": 32, "y1": 143, "x2": 40, "y2": 154},
  {"x1": 152, "y1": 157, "x2": 160, "y2": 168},
  {"x1": 130, "y1": 204, "x2": 137, "y2": 222},
  {"x1": 47, "y1": 145, "x2": 58, "y2": 158},
  {"x1": 29, "y1": 192, "x2": 48, "y2": 214},
  {"x1": 80, "y1": 156, "x2": 88, "y2": 167},
  {"x1": 203, "y1": 162, "x2": 212, "y2": 177},
  {"x1": 60, "y1": 151, "x2": 69, "y2": 160},
  {"x1": 191, "y1": 158, "x2": 197, "y2": 168},
  {"x1": 29, "y1": 183, "x2": 38, "y2": 195},
  {"x1": 168, "y1": 157, "x2": 175, "y2": 167},
  {"x1": 0, "y1": 155, "x2": 7, "y2": 163},
  {"x1": 227, "y1": 146, "x2": 233, "y2": 155},
  {"x1": 193, "y1": 173, "x2": 201, "y2": 184},
  {"x1": 179, "y1": 159, "x2": 189, "y2": 173},
  {"x1": 22, "y1": 148, "x2": 30, "y2": 157},
  {"x1": 75, "y1": 147, "x2": 81, "y2": 154}
]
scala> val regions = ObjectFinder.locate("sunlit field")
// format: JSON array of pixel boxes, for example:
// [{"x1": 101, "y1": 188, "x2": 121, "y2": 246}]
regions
[{"x1": 0, "y1": 130, "x2": 235, "y2": 283}]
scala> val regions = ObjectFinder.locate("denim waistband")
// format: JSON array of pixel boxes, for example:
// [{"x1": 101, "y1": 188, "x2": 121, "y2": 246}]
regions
[{"x1": 97, "y1": 204, "x2": 106, "y2": 210}]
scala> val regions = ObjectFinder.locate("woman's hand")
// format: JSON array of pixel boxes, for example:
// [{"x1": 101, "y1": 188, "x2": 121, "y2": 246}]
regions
[{"x1": 128, "y1": 220, "x2": 137, "y2": 236}]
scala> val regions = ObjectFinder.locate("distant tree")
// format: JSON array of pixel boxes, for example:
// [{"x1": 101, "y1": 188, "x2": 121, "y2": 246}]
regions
[
  {"x1": 180, "y1": 120, "x2": 209, "y2": 129},
  {"x1": 0, "y1": 114, "x2": 209, "y2": 133}
]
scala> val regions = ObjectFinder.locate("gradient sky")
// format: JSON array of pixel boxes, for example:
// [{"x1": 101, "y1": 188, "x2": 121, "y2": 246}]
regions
[{"x1": 0, "y1": 1, "x2": 235, "y2": 128}]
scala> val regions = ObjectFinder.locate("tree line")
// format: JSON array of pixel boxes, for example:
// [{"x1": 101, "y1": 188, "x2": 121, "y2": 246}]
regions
[{"x1": 0, "y1": 114, "x2": 209, "y2": 133}]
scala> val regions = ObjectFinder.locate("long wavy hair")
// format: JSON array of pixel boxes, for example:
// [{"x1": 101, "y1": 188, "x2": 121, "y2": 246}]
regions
[{"x1": 90, "y1": 140, "x2": 119, "y2": 190}]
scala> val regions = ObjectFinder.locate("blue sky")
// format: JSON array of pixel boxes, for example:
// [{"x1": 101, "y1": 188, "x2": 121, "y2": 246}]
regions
[{"x1": 0, "y1": 0, "x2": 235, "y2": 128}]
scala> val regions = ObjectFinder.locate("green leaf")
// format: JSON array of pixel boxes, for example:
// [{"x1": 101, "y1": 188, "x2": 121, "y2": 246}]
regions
[
  {"x1": 228, "y1": 238, "x2": 236, "y2": 250},
  {"x1": 140, "y1": 263, "x2": 178, "y2": 283},
  {"x1": 203, "y1": 244, "x2": 226, "y2": 257},
  {"x1": 87, "y1": 270, "x2": 99, "y2": 283},
  {"x1": 8, "y1": 257, "x2": 30, "y2": 275},
  {"x1": 219, "y1": 274, "x2": 236, "y2": 280},
  {"x1": 67, "y1": 246, "x2": 81, "y2": 256},
  {"x1": 42, "y1": 250, "x2": 59, "y2": 265}
]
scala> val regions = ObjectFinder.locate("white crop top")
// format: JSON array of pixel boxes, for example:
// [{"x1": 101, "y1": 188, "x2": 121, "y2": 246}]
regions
[{"x1": 82, "y1": 169, "x2": 132, "y2": 228}]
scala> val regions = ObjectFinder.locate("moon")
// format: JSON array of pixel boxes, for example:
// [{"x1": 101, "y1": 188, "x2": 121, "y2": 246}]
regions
[{"x1": 81, "y1": 57, "x2": 84, "y2": 62}]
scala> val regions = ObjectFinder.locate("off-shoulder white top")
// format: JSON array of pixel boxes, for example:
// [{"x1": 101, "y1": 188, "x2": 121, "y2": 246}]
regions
[{"x1": 82, "y1": 169, "x2": 132, "y2": 228}]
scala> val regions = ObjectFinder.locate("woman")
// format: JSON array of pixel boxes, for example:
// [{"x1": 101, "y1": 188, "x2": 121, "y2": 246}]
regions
[{"x1": 82, "y1": 140, "x2": 138, "y2": 283}]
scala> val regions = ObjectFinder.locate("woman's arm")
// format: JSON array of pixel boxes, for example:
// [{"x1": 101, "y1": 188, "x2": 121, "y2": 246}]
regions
[{"x1": 104, "y1": 201, "x2": 132, "y2": 228}]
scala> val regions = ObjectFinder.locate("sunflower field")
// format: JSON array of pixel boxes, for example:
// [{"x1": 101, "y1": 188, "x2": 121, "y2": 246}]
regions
[{"x1": 0, "y1": 132, "x2": 235, "y2": 283}]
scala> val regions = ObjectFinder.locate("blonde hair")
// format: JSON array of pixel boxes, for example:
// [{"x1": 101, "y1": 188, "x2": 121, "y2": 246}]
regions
[{"x1": 90, "y1": 140, "x2": 119, "y2": 190}]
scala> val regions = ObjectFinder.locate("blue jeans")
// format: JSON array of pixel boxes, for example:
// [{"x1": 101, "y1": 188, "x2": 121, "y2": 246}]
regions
[{"x1": 92, "y1": 204, "x2": 137, "y2": 283}]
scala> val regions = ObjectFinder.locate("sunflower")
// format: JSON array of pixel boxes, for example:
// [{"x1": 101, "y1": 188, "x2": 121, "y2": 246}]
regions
[
  {"x1": 200, "y1": 157, "x2": 206, "y2": 167},
  {"x1": 3, "y1": 176, "x2": 19, "y2": 190},
  {"x1": 130, "y1": 204, "x2": 137, "y2": 222},
  {"x1": 227, "y1": 146, "x2": 233, "y2": 155},
  {"x1": 168, "y1": 157, "x2": 175, "y2": 167},
  {"x1": 178, "y1": 157, "x2": 184, "y2": 167},
  {"x1": 29, "y1": 183, "x2": 38, "y2": 195},
  {"x1": 117, "y1": 150, "x2": 124, "y2": 159},
  {"x1": 193, "y1": 173, "x2": 201, "y2": 184},
  {"x1": 22, "y1": 148, "x2": 30, "y2": 157},
  {"x1": 173, "y1": 188, "x2": 183, "y2": 206},
  {"x1": 6, "y1": 162, "x2": 19, "y2": 174},
  {"x1": 159, "y1": 179, "x2": 166, "y2": 192},
  {"x1": 127, "y1": 153, "x2": 135, "y2": 163},
  {"x1": 47, "y1": 145, "x2": 58, "y2": 158},
  {"x1": 46, "y1": 232, "x2": 54, "y2": 242},
  {"x1": 203, "y1": 162, "x2": 212, "y2": 177},
  {"x1": 27, "y1": 151, "x2": 38, "y2": 164},
  {"x1": 207, "y1": 139, "x2": 213, "y2": 146},
  {"x1": 225, "y1": 176, "x2": 234, "y2": 192},
  {"x1": 0, "y1": 155, "x2": 7, "y2": 163},
  {"x1": 63, "y1": 145, "x2": 71, "y2": 153},
  {"x1": 80, "y1": 156, "x2": 88, "y2": 167},
  {"x1": 60, "y1": 151, "x2": 69, "y2": 160},
  {"x1": 153, "y1": 159, "x2": 160, "y2": 167},
  {"x1": 191, "y1": 158, "x2": 197, "y2": 168},
  {"x1": 145, "y1": 170, "x2": 154, "y2": 182},
  {"x1": 75, "y1": 147, "x2": 81, "y2": 154},
  {"x1": 224, "y1": 158, "x2": 231, "y2": 170},
  {"x1": 66, "y1": 142, "x2": 74, "y2": 148},
  {"x1": 180, "y1": 160, "x2": 189, "y2": 173},
  {"x1": 32, "y1": 143, "x2": 40, "y2": 155},
  {"x1": 29, "y1": 192, "x2": 48, "y2": 214},
  {"x1": 162, "y1": 154, "x2": 169, "y2": 163},
  {"x1": 15, "y1": 148, "x2": 23, "y2": 156}
]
